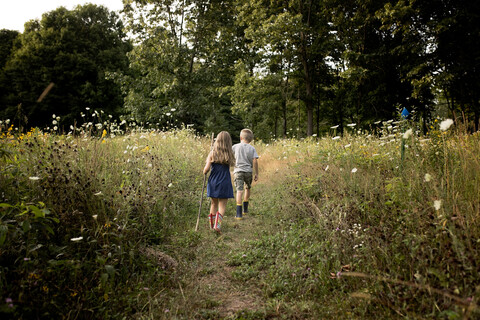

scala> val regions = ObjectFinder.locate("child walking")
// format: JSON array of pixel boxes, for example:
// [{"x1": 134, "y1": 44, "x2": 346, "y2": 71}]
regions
[
  {"x1": 203, "y1": 131, "x2": 235, "y2": 232},
  {"x1": 232, "y1": 129, "x2": 259, "y2": 219}
]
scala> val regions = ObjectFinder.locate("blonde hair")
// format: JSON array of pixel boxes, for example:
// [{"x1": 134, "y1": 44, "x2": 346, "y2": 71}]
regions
[
  {"x1": 212, "y1": 131, "x2": 235, "y2": 166},
  {"x1": 240, "y1": 129, "x2": 254, "y2": 143}
]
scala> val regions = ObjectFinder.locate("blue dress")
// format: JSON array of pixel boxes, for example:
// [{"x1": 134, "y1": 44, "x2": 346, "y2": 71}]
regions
[{"x1": 207, "y1": 163, "x2": 234, "y2": 199}]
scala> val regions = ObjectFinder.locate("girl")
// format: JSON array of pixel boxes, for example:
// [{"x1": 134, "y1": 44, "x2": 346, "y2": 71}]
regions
[{"x1": 203, "y1": 131, "x2": 235, "y2": 232}]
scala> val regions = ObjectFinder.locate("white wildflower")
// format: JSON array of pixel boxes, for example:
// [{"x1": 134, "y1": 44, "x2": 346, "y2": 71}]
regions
[
  {"x1": 440, "y1": 119, "x2": 454, "y2": 131},
  {"x1": 351, "y1": 168, "x2": 358, "y2": 173},
  {"x1": 403, "y1": 128, "x2": 413, "y2": 139},
  {"x1": 29, "y1": 176, "x2": 40, "y2": 181},
  {"x1": 424, "y1": 173, "x2": 432, "y2": 182},
  {"x1": 434, "y1": 200, "x2": 442, "y2": 211},
  {"x1": 168, "y1": 183, "x2": 173, "y2": 188}
]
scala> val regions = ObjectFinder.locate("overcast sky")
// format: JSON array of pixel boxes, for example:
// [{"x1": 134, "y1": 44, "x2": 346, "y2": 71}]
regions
[{"x1": 0, "y1": 0, "x2": 125, "y2": 32}]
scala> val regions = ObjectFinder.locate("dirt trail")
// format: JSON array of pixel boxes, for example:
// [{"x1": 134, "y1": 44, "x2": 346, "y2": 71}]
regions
[
  {"x1": 168, "y1": 159, "x2": 284, "y2": 318},
  {"x1": 194, "y1": 215, "x2": 265, "y2": 317},
  {"x1": 159, "y1": 155, "x2": 289, "y2": 318}
]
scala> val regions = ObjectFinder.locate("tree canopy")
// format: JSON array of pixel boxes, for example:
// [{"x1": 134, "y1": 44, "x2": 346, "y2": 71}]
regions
[
  {"x1": 1, "y1": 0, "x2": 478, "y2": 137},
  {"x1": 0, "y1": 4, "x2": 131, "y2": 129}
]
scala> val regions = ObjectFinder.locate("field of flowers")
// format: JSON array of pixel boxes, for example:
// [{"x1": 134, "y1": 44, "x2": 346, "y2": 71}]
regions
[
  {"x1": 228, "y1": 119, "x2": 480, "y2": 318},
  {"x1": 1, "y1": 115, "x2": 479, "y2": 319},
  {"x1": 0, "y1": 117, "x2": 207, "y2": 318}
]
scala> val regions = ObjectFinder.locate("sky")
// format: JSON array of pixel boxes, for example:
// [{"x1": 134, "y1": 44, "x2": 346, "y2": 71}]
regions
[{"x1": 0, "y1": 0, "x2": 125, "y2": 32}]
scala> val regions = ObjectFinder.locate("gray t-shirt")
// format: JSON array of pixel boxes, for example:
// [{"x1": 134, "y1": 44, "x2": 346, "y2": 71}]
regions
[{"x1": 232, "y1": 142, "x2": 259, "y2": 173}]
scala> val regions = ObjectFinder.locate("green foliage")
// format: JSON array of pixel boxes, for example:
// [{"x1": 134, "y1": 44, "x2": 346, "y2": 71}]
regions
[
  {"x1": 0, "y1": 4, "x2": 132, "y2": 129},
  {"x1": 114, "y1": 0, "x2": 247, "y2": 135},
  {"x1": 0, "y1": 127, "x2": 205, "y2": 318},
  {"x1": 226, "y1": 127, "x2": 480, "y2": 318}
]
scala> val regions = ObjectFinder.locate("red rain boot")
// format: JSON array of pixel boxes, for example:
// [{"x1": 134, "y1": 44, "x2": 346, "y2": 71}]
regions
[
  {"x1": 214, "y1": 212, "x2": 223, "y2": 232},
  {"x1": 208, "y1": 212, "x2": 215, "y2": 229}
]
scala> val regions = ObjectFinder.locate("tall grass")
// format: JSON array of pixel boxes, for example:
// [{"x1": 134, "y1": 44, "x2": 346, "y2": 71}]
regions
[
  {"x1": 0, "y1": 123, "x2": 206, "y2": 318},
  {"x1": 1, "y1": 116, "x2": 479, "y2": 318},
  {"x1": 230, "y1": 121, "x2": 480, "y2": 318}
]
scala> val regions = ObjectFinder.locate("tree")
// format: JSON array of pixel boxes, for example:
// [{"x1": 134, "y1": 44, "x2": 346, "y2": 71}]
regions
[
  {"x1": 325, "y1": 0, "x2": 431, "y2": 134},
  {"x1": 235, "y1": 0, "x2": 335, "y2": 136},
  {"x1": 430, "y1": 0, "x2": 480, "y2": 130},
  {"x1": 0, "y1": 30, "x2": 20, "y2": 121},
  {"x1": 115, "y1": 0, "x2": 248, "y2": 135},
  {"x1": 1, "y1": 4, "x2": 131, "y2": 129}
]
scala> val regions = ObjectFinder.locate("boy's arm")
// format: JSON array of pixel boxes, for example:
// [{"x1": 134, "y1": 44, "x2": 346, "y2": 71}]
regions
[{"x1": 253, "y1": 157, "x2": 259, "y2": 181}]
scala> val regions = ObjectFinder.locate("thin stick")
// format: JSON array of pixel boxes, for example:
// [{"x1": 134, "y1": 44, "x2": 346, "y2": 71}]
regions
[
  {"x1": 37, "y1": 82, "x2": 55, "y2": 102},
  {"x1": 195, "y1": 133, "x2": 214, "y2": 231}
]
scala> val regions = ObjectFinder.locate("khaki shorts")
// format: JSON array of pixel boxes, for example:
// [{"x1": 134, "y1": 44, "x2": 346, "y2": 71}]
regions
[{"x1": 234, "y1": 172, "x2": 253, "y2": 191}]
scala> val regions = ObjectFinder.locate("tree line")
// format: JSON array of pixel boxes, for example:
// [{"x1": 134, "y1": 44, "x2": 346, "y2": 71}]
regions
[{"x1": 1, "y1": 0, "x2": 479, "y2": 139}]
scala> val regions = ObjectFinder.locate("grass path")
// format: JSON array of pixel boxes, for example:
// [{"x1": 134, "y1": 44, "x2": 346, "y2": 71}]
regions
[{"x1": 163, "y1": 161, "x2": 285, "y2": 319}]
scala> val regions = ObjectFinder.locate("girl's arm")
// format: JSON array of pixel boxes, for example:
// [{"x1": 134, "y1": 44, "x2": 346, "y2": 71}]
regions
[{"x1": 203, "y1": 152, "x2": 213, "y2": 175}]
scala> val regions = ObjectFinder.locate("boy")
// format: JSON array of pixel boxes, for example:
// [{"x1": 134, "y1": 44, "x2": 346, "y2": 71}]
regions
[{"x1": 232, "y1": 129, "x2": 259, "y2": 220}]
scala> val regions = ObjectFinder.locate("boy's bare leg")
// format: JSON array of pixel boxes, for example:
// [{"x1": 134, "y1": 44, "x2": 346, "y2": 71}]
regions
[
  {"x1": 244, "y1": 188, "x2": 250, "y2": 202},
  {"x1": 236, "y1": 191, "x2": 243, "y2": 205}
]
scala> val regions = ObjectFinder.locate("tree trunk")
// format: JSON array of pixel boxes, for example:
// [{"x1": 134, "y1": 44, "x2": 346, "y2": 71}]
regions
[
  {"x1": 316, "y1": 95, "x2": 320, "y2": 137},
  {"x1": 299, "y1": 0, "x2": 314, "y2": 136},
  {"x1": 474, "y1": 100, "x2": 479, "y2": 132},
  {"x1": 274, "y1": 107, "x2": 278, "y2": 139},
  {"x1": 300, "y1": 32, "x2": 314, "y2": 136}
]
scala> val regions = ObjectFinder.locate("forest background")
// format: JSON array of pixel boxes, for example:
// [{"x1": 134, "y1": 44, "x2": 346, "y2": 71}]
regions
[
  {"x1": 1, "y1": 1, "x2": 480, "y2": 318},
  {"x1": 1, "y1": 0, "x2": 479, "y2": 139}
]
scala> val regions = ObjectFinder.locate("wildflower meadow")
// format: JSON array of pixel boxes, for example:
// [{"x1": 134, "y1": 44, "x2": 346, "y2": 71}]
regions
[{"x1": 0, "y1": 115, "x2": 479, "y2": 319}]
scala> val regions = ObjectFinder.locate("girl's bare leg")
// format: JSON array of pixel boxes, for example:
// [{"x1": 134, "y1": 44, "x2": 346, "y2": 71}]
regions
[
  {"x1": 213, "y1": 198, "x2": 228, "y2": 232},
  {"x1": 208, "y1": 198, "x2": 219, "y2": 229},
  {"x1": 218, "y1": 198, "x2": 228, "y2": 215},
  {"x1": 210, "y1": 198, "x2": 219, "y2": 214}
]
